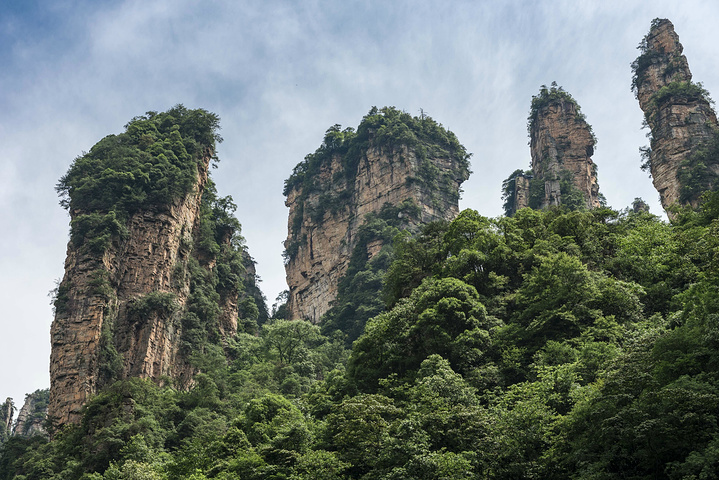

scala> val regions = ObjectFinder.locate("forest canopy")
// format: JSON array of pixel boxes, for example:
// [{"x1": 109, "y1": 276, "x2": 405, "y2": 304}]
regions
[{"x1": 5, "y1": 193, "x2": 719, "y2": 479}]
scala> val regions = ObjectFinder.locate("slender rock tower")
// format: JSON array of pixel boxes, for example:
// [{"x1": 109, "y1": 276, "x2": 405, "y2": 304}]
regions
[
  {"x1": 1, "y1": 398, "x2": 13, "y2": 444},
  {"x1": 503, "y1": 84, "x2": 601, "y2": 216},
  {"x1": 633, "y1": 18, "x2": 719, "y2": 210}
]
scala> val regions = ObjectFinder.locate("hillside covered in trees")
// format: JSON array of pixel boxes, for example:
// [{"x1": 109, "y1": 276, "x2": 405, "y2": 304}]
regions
[
  {"x1": 3, "y1": 194, "x2": 719, "y2": 478},
  {"x1": 3, "y1": 16, "x2": 719, "y2": 480}
]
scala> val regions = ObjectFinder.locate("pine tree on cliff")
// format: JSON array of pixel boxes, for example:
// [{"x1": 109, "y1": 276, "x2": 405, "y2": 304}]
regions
[{"x1": 633, "y1": 18, "x2": 719, "y2": 211}]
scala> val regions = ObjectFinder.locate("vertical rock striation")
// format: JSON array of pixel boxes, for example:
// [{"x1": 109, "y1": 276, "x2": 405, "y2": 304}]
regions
[
  {"x1": 13, "y1": 389, "x2": 49, "y2": 438},
  {"x1": 49, "y1": 107, "x2": 254, "y2": 426},
  {"x1": 502, "y1": 84, "x2": 601, "y2": 216},
  {"x1": 529, "y1": 89, "x2": 601, "y2": 210},
  {"x1": 633, "y1": 18, "x2": 719, "y2": 210},
  {"x1": 284, "y1": 108, "x2": 471, "y2": 323},
  {"x1": 49, "y1": 158, "x2": 208, "y2": 425}
]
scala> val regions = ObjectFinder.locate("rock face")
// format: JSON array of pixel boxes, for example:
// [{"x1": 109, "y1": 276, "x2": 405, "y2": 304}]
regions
[
  {"x1": 49, "y1": 155, "x2": 210, "y2": 425},
  {"x1": 13, "y1": 389, "x2": 49, "y2": 438},
  {"x1": 48, "y1": 108, "x2": 252, "y2": 426},
  {"x1": 633, "y1": 18, "x2": 719, "y2": 210},
  {"x1": 503, "y1": 85, "x2": 601, "y2": 216},
  {"x1": 1, "y1": 398, "x2": 12, "y2": 444},
  {"x1": 529, "y1": 93, "x2": 601, "y2": 210},
  {"x1": 284, "y1": 109, "x2": 470, "y2": 323}
]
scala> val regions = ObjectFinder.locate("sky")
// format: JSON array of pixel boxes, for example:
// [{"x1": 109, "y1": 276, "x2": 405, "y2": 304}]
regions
[{"x1": 1, "y1": 0, "x2": 718, "y2": 411}]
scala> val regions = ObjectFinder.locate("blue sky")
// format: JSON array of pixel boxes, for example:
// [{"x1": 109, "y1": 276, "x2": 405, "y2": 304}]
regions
[{"x1": 2, "y1": 0, "x2": 718, "y2": 410}]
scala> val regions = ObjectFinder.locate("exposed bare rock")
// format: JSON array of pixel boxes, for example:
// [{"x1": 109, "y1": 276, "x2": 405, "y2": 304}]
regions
[
  {"x1": 502, "y1": 85, "x2": 601, "y2": 216},
  {"x1": 633, "y1": 18, "x2": 719, "y2": 210},
  {"x1": 530, "y1": 88, "x2": 601, "y2": 210},
  {"x1": 284, "y1": 109, "x2": 470, "y2": 323},
  {"x1": 49, "y1": 155, "x2": 209, "y2": 425},
  {"x1": 13, "y1": 389, "x2": 49, "y2": 438}
]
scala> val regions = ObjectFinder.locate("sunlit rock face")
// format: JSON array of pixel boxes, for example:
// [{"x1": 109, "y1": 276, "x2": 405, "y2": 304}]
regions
[
  {"x1": 48, "y1": 151, "x2": 211, "y2": 425},
  {"x1": 506, "y1": 86, "x2": 601, "y2": 216},
  {"x1": 284, "y1": 116, "x2": 469, "y2": 324},
  {"x1": 634, "y1": 18, "x2": 719, "y2": 211},
  {"x1": 529, "y1": 96, "x2": 601, "y2": 210}
]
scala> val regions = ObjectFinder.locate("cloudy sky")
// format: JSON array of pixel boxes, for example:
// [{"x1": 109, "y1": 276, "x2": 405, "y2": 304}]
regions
[{"x1": 1, "y1": 0, "x2": 718, "y2": 408}]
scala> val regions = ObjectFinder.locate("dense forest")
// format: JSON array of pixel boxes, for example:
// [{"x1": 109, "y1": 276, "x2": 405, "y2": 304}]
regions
[
  {"x1": 4, "y1": 26, "x2": 719, "y2": 474},
  {"x1": 3, "y1": 184, "x2": 719, "y2": 478}
]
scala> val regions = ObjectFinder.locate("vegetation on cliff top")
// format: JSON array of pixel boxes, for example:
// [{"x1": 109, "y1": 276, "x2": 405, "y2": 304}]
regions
[
  {"x1": 527, "y1": 82, "x2": 596, "y2": 146},
  {"x1": 7, "y1": 193, "x2": 719, "y2": 478},
  {"x1": 283, "y1": 106, "x2": 470, "y2": 196},
  {"x1": 51, "y1": 107, "x2": 267, "y2": 391},
  {"x1": 56, "y1": 105, "x2": 221, "y2": 254},
  {"x1": 630, "y1": 18, "x2": 673, "y2": 95},
  {"x1": 283, "y1": 106, "x2": 471, "y2": 262}
]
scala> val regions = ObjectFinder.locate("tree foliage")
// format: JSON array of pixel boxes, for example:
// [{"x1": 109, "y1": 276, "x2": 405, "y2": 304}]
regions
[
  {"x1": 282, "y1": 106, "x2": 471, "y2": 262},
  {"x1": 7, "y1": 191, "x2": 719, "y2": 478}
]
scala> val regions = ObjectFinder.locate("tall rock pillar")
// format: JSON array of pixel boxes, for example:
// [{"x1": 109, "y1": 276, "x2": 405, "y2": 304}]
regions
[
  {"x1": 633, "y1": 18, "x2": 719, "y2": 210},
  {"x1": 502, "y1": 84, "x2": 601, "y2": 216},
  {"x1": 48, "y1": 107, "x2": 249, "y2": 426},
  {"x1": 284, "y1": 108, "x2": 471, "y2": 323},
  {"x1": 529, "y1": 86, "x2": 601, "y2": 210}
]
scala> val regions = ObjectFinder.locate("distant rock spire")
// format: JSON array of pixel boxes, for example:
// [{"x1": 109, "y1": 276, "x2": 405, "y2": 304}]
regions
[
  {"x1": 633, "y1": 18, "x2": 719, "y2": 210},
  {"x1": 503, "y1": 84, "x2": 601, "y2": 216},
  {"x1": 1, "y1": 398, "x2": 14, "y2": 444},
  {"x1": 13, "y1": 390, "x2": 49, "y2": 439}
]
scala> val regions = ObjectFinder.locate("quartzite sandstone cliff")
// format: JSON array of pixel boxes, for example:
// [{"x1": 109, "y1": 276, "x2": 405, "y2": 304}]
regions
[
  {"x1": 504, "y1": 85, "x2": 601, "y2": 215},
  {"x1": 284, "y1": 109, "x2": 470, "y2": 323},
  {"x1": 633, "y1": 19, "x2": 719, "y2": 210},
  {"x1": 13, "y1": 390, "x2": 48, "y2": 438},
  {"x1": 49, "y1": 108, "x2": 256, "y2": 426},
  {"x1": 49, "y1": 154, "x2": 210, "y2": 425}
]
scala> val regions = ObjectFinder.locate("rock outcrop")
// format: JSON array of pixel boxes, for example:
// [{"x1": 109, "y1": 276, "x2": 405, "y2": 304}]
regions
[
  {"x1": 1, "y1": 398, "x2": 12, "y2": 444},
  {"x1": 503, "y1": 84, "x2": 601, "y2": 216},
  {"x1": 49, "y1": 160, "x2": 208, "y2": 425},
  {"x1": 633, "y1": 18, "x2": 719, "y2": 210},
  {"x1": 49, "y1": 108, "x2": 254, "y2": 426},
  {"x1": 284, "y1": 108, "x2": 470, "y2": 323},
  {"x1": 13, "y1": 389, "x2": 49, "y2": 438}
]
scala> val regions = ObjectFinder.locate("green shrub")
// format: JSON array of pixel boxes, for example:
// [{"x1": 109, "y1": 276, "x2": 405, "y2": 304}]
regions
[
  {"x1": 127, "y1": 292, "x2": 178, "y2": 321},
  {"x1": 57, "y1": 106, "x2": 221, "y2": 257}
]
